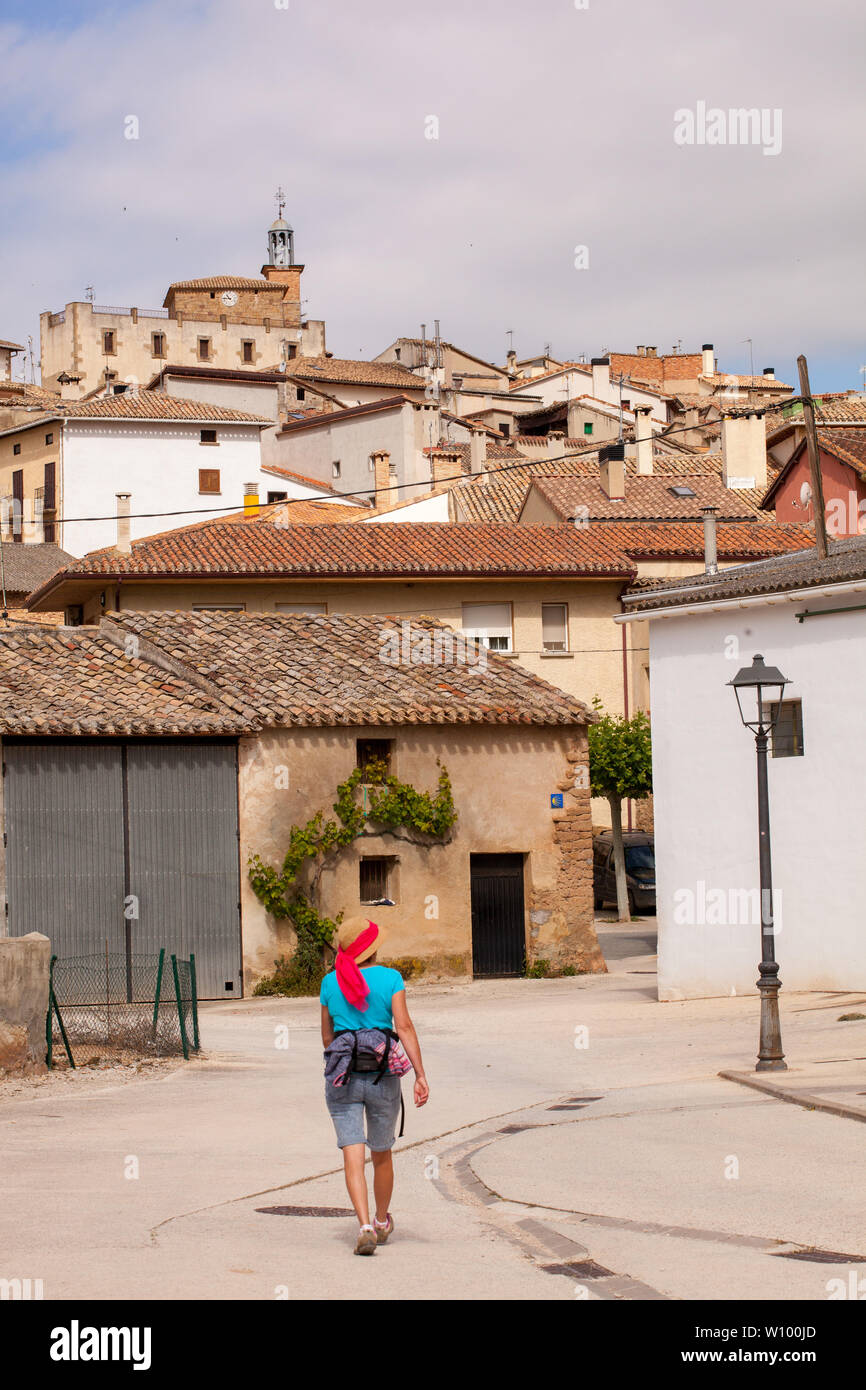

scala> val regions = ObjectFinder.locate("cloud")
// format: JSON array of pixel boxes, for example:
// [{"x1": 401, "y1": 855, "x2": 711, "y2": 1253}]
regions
[{"x1": 1, "y1": 0, "x2": 863, "y2": 391}]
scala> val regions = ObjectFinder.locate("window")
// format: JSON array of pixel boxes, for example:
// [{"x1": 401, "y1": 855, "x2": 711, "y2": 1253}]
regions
[
  {"x1": 770, "y1": 700, "x2": 804, "y2": 758},
  {"x1": 13, "y1": 443, "x2": 21, "y2": 455},
  {"x1": 151, "y1": 332, "x2": 166, "y2": 358},
  {"x1": 45, "y1": 432, "x2": 53, "y2": 445},
  {"x1": 286, "y1": 344, "x2": 297, "y2": 360},
  {"x1": 276, "y1": 602, "x2": 328, "y2": 615},
  {"x1": 103, "y1": 330, "x2": 116, "y2": 354},
  {"x1": 197, "y1": 337, "x2": 211, "y2": 361},
  {"x1": 65, "y1": 605, "x2": 84, "y2": 626},
  {"x1": 198, "y1": 468, "x2": 221, "y2": 494},
  {"x1": 542, "y1": 603, "x2": 569, "y2": 652},
  {"x1": 668, "y1": 485, "x2": 696, "y2": 499},
  {"x1": 266, "y1": 490, "x2": 288, "y2": 503},
  {"x1": 360, "y1": 857, "x2": 397, "y2": 905},
  {"x1": 368, "y1": 456, "x2": 376, "y2": 472},
  {"x1": 242, "y1": 340, "x2": 255, "y2": 364},
  {"x1": 43, "y1": 462, "x2": 56, "y2": 511},
  {"x1": 500, "y1": 421, "x2": 510, "y2": 437},
  {"x1": 583, "y1": 422, "x2": 593, "y2": 436},
  {"x1": 332, "y1": 461, "x2": 341, "y2": 478},
  {"x1": 394, "y1": 347, "x2": 401, "y2": 360},
  {"x1": 200, "y1": 429, "x2": 218, "y2": 445},
  {"x1": 112, "y1": 384, "x2": 127, "y2": 395},
  {"x1": 192, "y1": 604, "x2": 246, "y2": 611},
  {"x1": 296, "y1": 387, "x2": 305, "y2": 401},
  {"x1": 357, "y1": 738, "x2": 393, "y2": 777},
  {"x1": 462, "y1": 602, "x2": 512, "y2": 652}
]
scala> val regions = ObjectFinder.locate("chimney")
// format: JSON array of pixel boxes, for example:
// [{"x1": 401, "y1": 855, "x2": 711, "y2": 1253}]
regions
[
  {"x1": 702, "y1": 506, "x2": 718, "y2": 575},
  {"x1": 701, "y1": 343, "x2": 714, "y2": 377},
  {"x1": 547, "y1": 429, "x2": 565, "y2": 460},
  {"x1": 599, "y1": 443, "x2": 626, "y2": 500},
  {"x1": 763, "y1": 367, "x2": 775, "y2": 380},
  {"x1": 634, "y1": 405, "x2": 653, "y2": 475},
  {"x1": 684, "y1": 405, "x2": 703, "y2": 447},
  {"x1": 646, "y1": 346, "x2": 657, "y2": 357},
  {"x1": 506, "y1": 349, "x2": 517, "y2": 376},
  {"x1": 371, "y1": 450, "x2": 394, "y2": 510},
  {"x1": 636, "y1": 345, "x2": 646, "y2": 357},
  {"x1": 243, "y1": 482, "x2": 260, "y2": 518},
  {"x1": 57, "y1": 371, "x2": 82, "y2": 401},
  {"x1": 430, "y1": 446, "x2": 461, "y2": 489},
  {"x1": 469, "y1": 427, "x2": 487, "y2": 475},
  {"x1": 116, "y1": 493, "x2": 132, "y2": 554},
  {"x1": 566, "y1": 399, "x2": 582, "y2": 439},
  {"x1": 721, "y1": 412, "x2": 767, "y2": 491},
  {"x1": 591, "y1": 356, "x2": 610, "y2": 398}
]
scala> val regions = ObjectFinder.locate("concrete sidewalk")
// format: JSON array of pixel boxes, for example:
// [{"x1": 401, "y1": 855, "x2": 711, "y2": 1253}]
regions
[{"x1": 2, "y1": 934, "x2": 864, "y2": 1300}]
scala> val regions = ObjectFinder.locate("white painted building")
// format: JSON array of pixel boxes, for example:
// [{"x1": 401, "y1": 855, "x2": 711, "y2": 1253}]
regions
[
  {"x1": 618, "y1": 538, "x2": 866, "y2": 1001},
  {"x1": 509, "y1": 358, "x2": 671, "y2": 426},
  {"x1": 0, "y1": 390, "x2": 269, "y2": 557}
]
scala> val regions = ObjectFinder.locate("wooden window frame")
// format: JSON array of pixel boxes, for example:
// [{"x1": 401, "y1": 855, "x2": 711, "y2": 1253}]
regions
[
  {"x1": 199, "y1": 429, "x2": 219, "y2": 446},
  {"x1": 198, "y1": 468, "x2": 221, "y2": 494},
  {"x1": 197, "y1": 337, "x2": 212, "y2": 362},
  {"x1": 102, "y1": 330, "x2": 116, "y2": 355}
]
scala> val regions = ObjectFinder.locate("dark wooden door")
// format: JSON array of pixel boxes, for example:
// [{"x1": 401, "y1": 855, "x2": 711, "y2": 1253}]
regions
[{"x1": 470, "y1": 854, "x2": 526, "y2": 977}]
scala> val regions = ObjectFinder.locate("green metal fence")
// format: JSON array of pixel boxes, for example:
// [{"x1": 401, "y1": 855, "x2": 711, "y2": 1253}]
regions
[{"x1": 46, "y1": 947, "x2": 201, "y2": 1067}]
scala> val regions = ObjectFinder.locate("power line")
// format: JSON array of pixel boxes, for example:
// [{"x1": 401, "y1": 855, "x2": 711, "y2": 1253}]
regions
[{"x1": 3, "y1": 394, "x2": 805, "y2": 530}]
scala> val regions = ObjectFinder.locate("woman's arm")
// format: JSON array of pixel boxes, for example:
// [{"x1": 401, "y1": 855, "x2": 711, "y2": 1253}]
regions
[
  {"x1": 391, "y1": 990, "x2": 429, "y2": 1106},
  {"x1": 321, "y1": 1004, "x2": 334, "y2": 1048}
]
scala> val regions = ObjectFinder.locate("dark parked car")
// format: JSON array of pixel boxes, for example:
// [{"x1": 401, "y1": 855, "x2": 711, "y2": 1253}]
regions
[{"x1": 592, "y1": 831, "x2": 656, "y2": 914}]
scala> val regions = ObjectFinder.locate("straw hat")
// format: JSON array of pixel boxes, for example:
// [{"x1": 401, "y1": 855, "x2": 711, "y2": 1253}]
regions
[{"x1": 337, "y1": 916, "x2": 386, "y2": 963}]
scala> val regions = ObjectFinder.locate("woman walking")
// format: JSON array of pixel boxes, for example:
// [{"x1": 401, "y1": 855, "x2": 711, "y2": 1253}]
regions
[{"x1": 320, "y1": 916, "x2": 429, "y2": 1255}]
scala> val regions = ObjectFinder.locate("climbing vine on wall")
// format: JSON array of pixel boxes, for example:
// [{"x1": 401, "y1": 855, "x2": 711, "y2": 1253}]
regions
[{"x1": 248, "y1": 758, "x2": 457, "y2": 990}]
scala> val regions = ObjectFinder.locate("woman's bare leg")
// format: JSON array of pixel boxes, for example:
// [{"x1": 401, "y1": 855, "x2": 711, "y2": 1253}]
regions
[
  {"x1": 342, "y1": 1144, "x2": 370, "y2": 1226},
  {"x1": 370, "y1": 1149, "x2": 394, "y2": 1222}
]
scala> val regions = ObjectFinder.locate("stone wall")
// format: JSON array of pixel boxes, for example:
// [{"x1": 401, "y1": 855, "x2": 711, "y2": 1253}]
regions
[{"x1": 0, "y1": 933, "x2": 51, "y2": 1074}]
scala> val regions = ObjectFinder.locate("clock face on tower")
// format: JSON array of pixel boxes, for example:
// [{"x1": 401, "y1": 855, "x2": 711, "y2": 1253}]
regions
[{"x1": 221, "y1": 290, "x2": 239, "y2": 307}]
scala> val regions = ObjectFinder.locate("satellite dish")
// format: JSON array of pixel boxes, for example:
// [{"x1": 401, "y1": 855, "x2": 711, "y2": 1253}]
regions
[{"x1": 800, "y1": 481, "x2": 812, "y2": 507}]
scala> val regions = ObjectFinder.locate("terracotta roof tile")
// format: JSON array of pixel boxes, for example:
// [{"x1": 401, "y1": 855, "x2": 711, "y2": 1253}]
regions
[
  {"x1": 1, "y1": 612, "x2": 597, "y2": 732},
  {"x1": 289, "y1": 357, "x2": 424, "y2": 389},
  {"x1": 526, "y1": 475, "x2": 765, "y2": 521}
]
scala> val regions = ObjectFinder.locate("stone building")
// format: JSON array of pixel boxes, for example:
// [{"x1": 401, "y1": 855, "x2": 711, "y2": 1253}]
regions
[
  {"x1": 0, "y1": 611, "x2": 604, "y2": 993},
  {"x1": 39, "y1": 213, "x2": 327, "y2": 398}
]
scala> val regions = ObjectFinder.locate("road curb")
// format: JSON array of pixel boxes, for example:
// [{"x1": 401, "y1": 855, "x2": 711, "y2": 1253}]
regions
[{"x1": 718, "y1": 1070, "x2": 866, "y2": 1124}]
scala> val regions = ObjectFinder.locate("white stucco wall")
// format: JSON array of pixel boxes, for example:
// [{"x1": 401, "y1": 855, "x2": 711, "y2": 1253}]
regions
[
  {"x1": 510, "y1": 369, "x2": 668, "y2": 424},
  {"x1": 59, "y1": 420, "x2": 266, "y2": 555},
  {"x1": 639, "y1": 589, "x2": 866, "y2": 1000}
]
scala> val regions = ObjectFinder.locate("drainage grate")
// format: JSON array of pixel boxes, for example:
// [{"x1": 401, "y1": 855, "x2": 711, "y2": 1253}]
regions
[
  {"x1": 255, "y1": 1205, "x2": 354, "y2": 1218},
  {"x1": 541, "y1": 1259, "x2": 614, "y2": 1279},
  {"x1": 773, "y1": 1249, "x2": 866, "y2": 1264}
]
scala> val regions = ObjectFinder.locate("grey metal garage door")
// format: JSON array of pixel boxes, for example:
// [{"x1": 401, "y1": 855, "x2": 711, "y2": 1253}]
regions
[{"x1": 3, "y1": 739, "x2": 242, "y2": 998}]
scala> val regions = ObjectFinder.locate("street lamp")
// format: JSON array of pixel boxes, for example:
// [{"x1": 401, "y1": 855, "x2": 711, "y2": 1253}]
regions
[{"x1": 728, "y1": 654, "x2": 789, "y2": 1072}]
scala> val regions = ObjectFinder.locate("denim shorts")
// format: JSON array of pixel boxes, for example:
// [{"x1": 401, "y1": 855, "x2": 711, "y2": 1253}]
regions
[{"x1": 324, "y1": 1071, "x2": 403, "y2": 1150}]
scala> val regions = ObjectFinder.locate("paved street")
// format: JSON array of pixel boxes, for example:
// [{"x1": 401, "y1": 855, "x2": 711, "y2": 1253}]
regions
[{"x1": 3, "y1": 924, "x2": 865, "y2": 1301}]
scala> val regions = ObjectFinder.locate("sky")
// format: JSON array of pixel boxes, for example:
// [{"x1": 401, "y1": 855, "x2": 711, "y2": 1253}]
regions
[{"x1": 0, "y1": 0, "x2": 863, "y2": 392}]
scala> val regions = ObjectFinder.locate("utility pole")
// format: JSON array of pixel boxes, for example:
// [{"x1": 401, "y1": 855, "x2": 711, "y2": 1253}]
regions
[{"x1": 797, "y1": 355, "x2": 829, "y2": 560}]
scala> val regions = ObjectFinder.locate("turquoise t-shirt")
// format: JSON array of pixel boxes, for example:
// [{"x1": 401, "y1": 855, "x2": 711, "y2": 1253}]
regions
[{"x1": 320, "y1": 965, "x2": 405, "y2": 1033}]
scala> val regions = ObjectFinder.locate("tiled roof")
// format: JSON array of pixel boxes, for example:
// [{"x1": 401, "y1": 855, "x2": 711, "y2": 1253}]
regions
[
  {"x1": 525, "y1": 475, "x2": 765, "y2": 522},
  {"x1": 1, "y1": 612, "x2": 599, "y2": 732},
  {"x1": 760, "y1": 430, "x2": 866, "y2": 508},
  {"x1": 621, "y1": 535, "x2": 866, "y2": 612},
  {"x1": 0, "y1": 542, "x2": 75, "y2": 597},
  {"x1": 28, "y1": 525, "x2": 637, "y2": 606},
  {"x1": 0, "y1": 339, "x2": 25, "y2": 351},
  {"x1": 0, "y1": 382, "x2": 62, "y2": 407},
  {"x1": 55, "y1": 390, "x2": 270, "y2": 424},
  {"x1": 109, "y1": 611, "x2": 596, "y2": 728},
  {"x1": 702, "y1": 373, "x2": 792, "y2": 390},
  {"x1": 0, "y1": 624, "x2": 250, "y2": 736},
  {"x1": 592, "y1": 520, "x2": 813, "y2": 562},
  {"x1": 260, "y1": 463, "x2": 359, "y2": 495},
  {"x1": 165, "y1": 276, "x2": 284, "y2": 294},
  {"x1": 288, "y1": 357, "x2": 424, "y2": 389}
]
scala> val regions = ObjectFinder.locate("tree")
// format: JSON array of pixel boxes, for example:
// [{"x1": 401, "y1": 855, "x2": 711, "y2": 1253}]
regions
[{"x1": 587, "y1": 699, "x2": 653, "y2": 922}]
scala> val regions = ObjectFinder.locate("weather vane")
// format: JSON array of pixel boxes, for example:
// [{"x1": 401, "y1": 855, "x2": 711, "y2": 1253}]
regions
[{"x1": 275, "y1": 186, "x2": 286, "y2": 219}]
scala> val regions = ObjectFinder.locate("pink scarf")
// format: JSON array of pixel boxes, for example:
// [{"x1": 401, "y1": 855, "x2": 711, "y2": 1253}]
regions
[{"x1": 335, "y1": 922, "x2": 379, "y2": 1010}]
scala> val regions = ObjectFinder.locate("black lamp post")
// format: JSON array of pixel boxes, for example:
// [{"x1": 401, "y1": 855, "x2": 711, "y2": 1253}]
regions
[{"x1": 728, "y1": 654, "x2": 789, "y2": 1072}]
